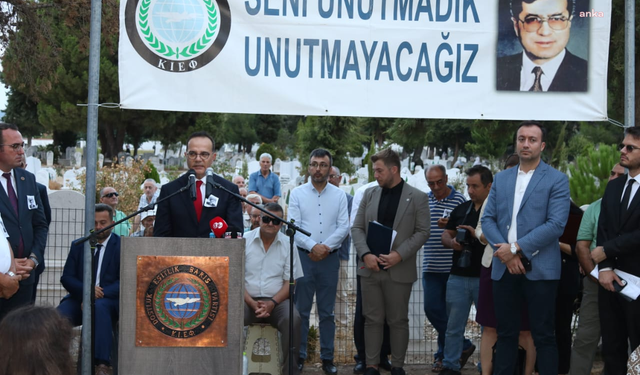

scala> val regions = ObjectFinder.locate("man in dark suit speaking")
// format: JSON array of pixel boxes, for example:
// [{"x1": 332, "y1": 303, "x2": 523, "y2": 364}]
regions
[
  {"x1": 154, "y1": 131, "x2": 243, "y2": 238},
  {"x1": 0, "y1": 123, "x2": 48, "y2": 320},
  {"x1": 496, "y1": 0, "x2": 587, "y2": 92}
]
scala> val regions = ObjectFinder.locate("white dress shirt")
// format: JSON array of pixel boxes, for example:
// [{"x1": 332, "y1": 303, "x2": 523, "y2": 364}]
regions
[
  {"x1": 0, "y1": 169, "x2": 17, "y2": 197},
  {"x1": 520, "y1": 49, "x2": 566, "y2": 91},
  {"x1": 0, "y1": 214, "x2": 11, "y2": 274},
  {"x1": 508, "y1": 167, "x2": 536, "y2": 244},
  {"x1": 288, "y1": 181, "x2": 350, "y2": 252},
  {"x1": 244, "y1": 228, "x2": 303, "y2": 297},
  {"x1": 95, "y1": 233, "x2": 112, "y2": 286},
  {"x1": 620, "y1": 174, "x2": 639, "y2": 208}
]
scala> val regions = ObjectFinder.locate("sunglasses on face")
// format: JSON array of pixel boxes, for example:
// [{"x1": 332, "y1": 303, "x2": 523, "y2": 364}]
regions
[
  {"x1": 102, "y1": 192, "x2": 119, "y2": 198},
  {"x1": 619, "y1": 143, "x2": 640, "y2": 153},
  {"x1": 261, "y1": 216, "x2": 282, "y2": 225}
]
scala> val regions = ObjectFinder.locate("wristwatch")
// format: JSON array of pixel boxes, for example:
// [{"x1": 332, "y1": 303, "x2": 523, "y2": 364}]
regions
[
  {"x1": 510, "y1": 243, "x2": 518, "y2": 255},
  {"x1": 7, "y1": 271, "x2": 15, "y2": 277},
  {"x1": 29, "y1": 255, "x2": 39, "y2": 268}
]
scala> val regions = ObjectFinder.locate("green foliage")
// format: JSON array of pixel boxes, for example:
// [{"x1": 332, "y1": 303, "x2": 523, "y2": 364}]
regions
[
  {"x1": 366, "y1": 137, "x2": 375, "y2": 183},
  {"x1": 466, "y1": 121, "x2": 518, "y2": 159},
  {"x1": 549, "y1": 124, "x2": 568, "y2": 172},
  {"x1": 241, "y1": 159, "x2": 249, "y2": 179},
  {"x1": 144, "y1": 161, "x2": 161, "y2": 183},
  {"x1": 296, "y1": 116, "x2": 364, "y2": 175},
  {"x1": 255, "y1": 143, "x2": 284, "y2": 162},
  {"x1": 568, "y1": 144, "x2": 619, "y2": 206}
]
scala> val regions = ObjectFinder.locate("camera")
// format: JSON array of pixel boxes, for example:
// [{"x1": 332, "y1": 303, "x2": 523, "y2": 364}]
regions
[{"x1": 455, "y1": 228, "x2": 468, "y2": 245}]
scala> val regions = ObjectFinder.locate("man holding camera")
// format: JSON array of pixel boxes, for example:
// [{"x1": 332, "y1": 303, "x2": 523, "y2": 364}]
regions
[{"x1": 439, "y1": 166, "x2": 493, "y2": 375}]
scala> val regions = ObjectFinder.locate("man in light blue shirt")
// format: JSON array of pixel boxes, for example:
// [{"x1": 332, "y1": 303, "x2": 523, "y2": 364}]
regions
[
  {"x1": 248, "y1": 153, "x2": 281, "y2": 204},
  {"x1": 289, "y1": 149, "x2": 349, "y2": 375}
]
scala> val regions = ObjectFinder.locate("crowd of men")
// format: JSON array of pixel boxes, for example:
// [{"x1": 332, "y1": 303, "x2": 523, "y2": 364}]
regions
[{"x1": 1, "y1": 120, "x2": 639, "y2": 375}]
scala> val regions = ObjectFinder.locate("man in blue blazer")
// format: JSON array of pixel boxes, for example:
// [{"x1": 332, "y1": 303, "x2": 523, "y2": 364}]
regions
[
  {"x1": 0, "y1": 123, "x2": 49, "y2": 320},
  {"x1": 482, "y1": 122, "x2": 570, "y2": 375},
  {"x1": 58, "y1": 203, "x2": 120, "y2": 375},
  {"x1": 154, "y1": 131, "x2": 243, "y2": 238}
]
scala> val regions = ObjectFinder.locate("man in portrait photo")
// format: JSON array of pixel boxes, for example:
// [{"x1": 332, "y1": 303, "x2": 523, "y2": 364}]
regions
[{"x1": 496, "y1": 0, "x2": 588, "y2": 92}]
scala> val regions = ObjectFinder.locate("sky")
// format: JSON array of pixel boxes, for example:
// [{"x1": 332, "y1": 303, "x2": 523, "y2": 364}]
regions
[{"x1": 0, "y1": 63, "x2": 6, "y2": 112}]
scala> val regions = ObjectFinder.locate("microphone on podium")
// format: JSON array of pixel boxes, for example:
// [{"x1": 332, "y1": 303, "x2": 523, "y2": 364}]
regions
[
  {"x1": 187, "y1": 169, "x2": 197, "y2": 201},
  {"x1": 205, "y1": 168, "x2": 215, "y2": 199},
  {"x1": 209, "y1": 216, "x2": 228, "y2": 238}
]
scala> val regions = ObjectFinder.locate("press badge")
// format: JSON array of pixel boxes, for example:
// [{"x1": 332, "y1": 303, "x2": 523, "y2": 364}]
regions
[
  {"x1": 204, "y1": 194, "x2": 219, "y2": 208},
  {"x1": 27, "y1": 195, "x2": 38, "y2": 210}
]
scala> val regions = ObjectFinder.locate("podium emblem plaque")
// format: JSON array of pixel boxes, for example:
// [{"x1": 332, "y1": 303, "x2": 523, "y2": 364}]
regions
[{"x1": 136, "y1": 255, "x2": 229, "y2": 347}]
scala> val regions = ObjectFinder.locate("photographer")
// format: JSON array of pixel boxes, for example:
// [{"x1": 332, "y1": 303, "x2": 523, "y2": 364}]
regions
[{"x1": 439, "y1": 165, "x2": 493, "y2": 375}]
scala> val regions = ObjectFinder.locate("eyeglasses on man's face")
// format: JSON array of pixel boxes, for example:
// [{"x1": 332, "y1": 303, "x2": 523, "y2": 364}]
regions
[
  {"x1": 427, "y1": 179, "x2": 445, "y2": 187},
  {"x1": 186, "y1": 151, "x2": 211, "y2": 160},
  {"x1": 309, "y1": 163, "x2": 330, "y2": 170},
  {"x1": 0, "y1": 142, "x2": 25, "y2": 151},
  {"x1": 261, "y1": 216, "x2": 282, "y2": 225},
  {"x1": 517, "y1": 15, "x2": 570, "y2": 32},
  {"x1": 102, "y1": 192, "x2": 119, "y2": 198},
  {"x1": 619, "y1": 143, "x2": 640, "y2": 153}
]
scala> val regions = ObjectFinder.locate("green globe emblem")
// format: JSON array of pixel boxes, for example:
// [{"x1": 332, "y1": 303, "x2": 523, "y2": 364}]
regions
[{"x1": 137, "y1": 0, "x2": 219, "y2": 60}]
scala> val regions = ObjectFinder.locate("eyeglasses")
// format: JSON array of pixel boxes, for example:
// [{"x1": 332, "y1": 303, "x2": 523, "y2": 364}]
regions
[
  {"x1": 517, "y1": 15, "x2": 570, "y2": 32},
  {"x1": 309, "y1": 163, "x2": 330, "y2": 170},
  {"x1": 261, "y1": 216, "x2": 282, "y2": 225},
  {"x1": 329, "y1": 174, "x2": 340, "y2": 179},
  {"x1": 0, "y1": 142, "x2": 25, "y2": 151},
  {"x1": 186, "y1": 151, "x2": 211, "y2": 160},
  {"x1": 427, "y1": 179, "x2": 445, "y2": 187},
  {"x1": 102, "y1": 192, "x2": 119, "y2": 198},
  {"x1": 619, "y1": 143, "x2": 640, "y2": 153}
]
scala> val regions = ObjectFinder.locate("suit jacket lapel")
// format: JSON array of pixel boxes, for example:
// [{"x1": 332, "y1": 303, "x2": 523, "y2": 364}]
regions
[
  {"x1": 392, "y1": 184, "x2": 412, "y2": 230},
  {"x1": 506, "y1": 168, "x2": 517, "y2": 225},
  {"x1": 519, "y1": 162, "x2": 547, "y2": 210},
  {"x1": 14, "y1": 169, "x2": 26, "y2": 220},
  {"x1": 99, "y1": 236, "x2": 114, "y2": 281},
  {"x1": 0, "y1": 172, "x2": 17, "y2": 222},
  {"x1": 621, "y1": 177, "x2": 640, "y2": 225},
  {"x1": 367, "y1": 187, "x2": 382, "y2": 225},
  {"x1": 180, "y1": 175, "x2": 199, "y2": 227}
]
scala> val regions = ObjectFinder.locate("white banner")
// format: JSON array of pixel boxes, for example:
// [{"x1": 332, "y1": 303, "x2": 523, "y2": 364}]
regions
[{"x1": 119, "y1": 0, "x2": 611, "y2": 121}]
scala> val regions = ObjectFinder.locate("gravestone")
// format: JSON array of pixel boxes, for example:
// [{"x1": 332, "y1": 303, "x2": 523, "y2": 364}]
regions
[
  {"x1": 38, "y1": 190, "x2": 85, "y2": 307},
  {"x1": 98, "y1": 154, "x2": 104, "y2": 168},
  {"x1": 26, "y1": 146, "x2": 38, "y2": 157},
  {"x1": 46, "y1": 151, "x2": 54, "y2": 166},
  {"x1": 74, "y1": 152, "x2": 82, "y2": 168}
]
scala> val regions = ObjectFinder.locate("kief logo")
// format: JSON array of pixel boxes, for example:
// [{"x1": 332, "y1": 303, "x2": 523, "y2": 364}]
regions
[
  {"x1": 125, "y1": 0, "x2": 230, "y2": 72},
  {"x1": 144, "y1": 265, "x2": 220, "y2": 338}
]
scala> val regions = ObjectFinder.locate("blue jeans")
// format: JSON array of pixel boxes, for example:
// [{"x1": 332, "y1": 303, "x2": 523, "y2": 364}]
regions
[
  {"x1": 295, "y1": 250, "x2": 339, "y2": 360},
  {"x1": 443, "y1": 275, "x2": 480, "y2": 370},
  {"x1": 423, "y1": 272, "x2": 449, "y2": 360}
]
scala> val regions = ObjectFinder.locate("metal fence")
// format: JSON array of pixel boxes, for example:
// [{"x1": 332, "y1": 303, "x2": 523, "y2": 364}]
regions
[{"x1": 35, "y1": 209, "x2": 490, "y2": 367}]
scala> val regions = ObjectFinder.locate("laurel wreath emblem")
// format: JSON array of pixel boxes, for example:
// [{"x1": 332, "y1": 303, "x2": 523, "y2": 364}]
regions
[
  {"x1": 138, "y1": 0, "x2": 219, "y2": 59},
  {"x1": 154, "y1": 277, "x2": 211, "y2": 330}
]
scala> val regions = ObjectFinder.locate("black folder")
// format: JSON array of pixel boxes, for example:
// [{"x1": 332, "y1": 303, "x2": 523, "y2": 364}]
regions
[{"x1": 366, "y1": 221, "x2": 393, "y2": 256}]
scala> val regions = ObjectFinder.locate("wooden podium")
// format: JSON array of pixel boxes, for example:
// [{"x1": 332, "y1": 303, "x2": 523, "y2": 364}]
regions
[{"x1": 119, "y1": 237, "x2": 245, "y2": 374}]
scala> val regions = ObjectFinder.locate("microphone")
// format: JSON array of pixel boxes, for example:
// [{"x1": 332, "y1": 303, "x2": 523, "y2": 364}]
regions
[
  {"x1": 227, "y1": 226, "x2": 242, "y2": 239},
  {"x1": 188, "y1": 169, "x2": 197, "y2": 201},
  {"x1": 209, "y1": 216, "x2": 228, "y2": 238},
  {"x1": 205, "y1": 168, "x2": 215, "y2": 199}
]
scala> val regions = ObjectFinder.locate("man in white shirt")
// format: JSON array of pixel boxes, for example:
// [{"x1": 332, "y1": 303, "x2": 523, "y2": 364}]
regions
[
  {"x1": 289, "y1": 149, "x2": 349, "y2": 374},
  {"x1": 244, "y1": 202, "x2": 303, "y2": 375}
]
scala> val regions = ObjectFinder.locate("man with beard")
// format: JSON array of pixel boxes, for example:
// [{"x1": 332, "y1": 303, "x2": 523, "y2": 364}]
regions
[
  {"x1": 58, "y1": 204, "x2": 121, "y2": 375},
  {"x1": 351, "y1": 148, "x2": 430, "y2": 375},
  {"x1": 591, "y1": 127, "x2": 640, "y2": 374},
  {"x1": 482, "y1": 121, "x2": 570, "y2": 375},
  {"x1": 289, "y1": 149, "x2": 349, "y2": 374}
]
